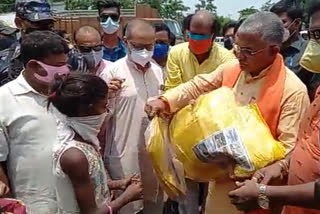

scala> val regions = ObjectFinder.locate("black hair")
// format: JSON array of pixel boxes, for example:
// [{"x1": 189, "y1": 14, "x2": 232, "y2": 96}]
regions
[
  {"x1": 309, "y1": 0, "x2": 320, "y2": 17},
  {"x1": 169, "y1": 32, "x2": 176, "y2": 46},
  {"x1": 222, "y1": 21, "x2": 238, "y2": 37},
  {"x1": 49, "y1": 73, "x2": 108, "y2": 117},
  {"x1": 183, "y1": 14, "x2": 193, "y2": 32},
  {"x1": 97, "y1": 0, "x2": 121, "y2": 15},
  {"x1": 234, "y1": 18, "x2": 246, "y2": 36},
  {"x1": 270, "y1": 0, "x2": 303, "y2": 20},
  {"x1": 21, "y1": 31, "x2": 69, "y2": 65},
  {"x1": 154, "y1": 23, "x2": 170, "y2": 38}
]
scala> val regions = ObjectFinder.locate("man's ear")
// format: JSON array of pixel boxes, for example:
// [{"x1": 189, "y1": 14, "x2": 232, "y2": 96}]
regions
[
  {"x1": 294, "y1": 18, "x2": 302, "y2": 29},
  {"x1": 15, "y1": 16, "x2": 24, "y2": 30}
]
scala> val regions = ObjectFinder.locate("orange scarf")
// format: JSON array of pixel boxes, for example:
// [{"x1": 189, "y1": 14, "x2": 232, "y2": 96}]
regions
[{"x1": 222, "y1": 54, "x2": 286, "y2": 139}]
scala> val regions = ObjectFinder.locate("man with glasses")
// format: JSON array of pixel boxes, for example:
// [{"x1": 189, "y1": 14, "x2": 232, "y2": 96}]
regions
[
  {"x1": 165, "y1": 10, "x2": 235, "y2": 91},
  {"x1": 100, "y1": 19, "x2": 164, "y2": 214},
  {"x1": 145, "y1": 12, "x2": 309, "y2": 213},
  {"x1": 73, "y1": 26, "x2": 112, "y2": 76},
  {"x1": 97, "y1": 0, "x2": 127, "y2": 62},
  {"x1": 229, "y1": 2, "x2": 320, "y2": 214}
]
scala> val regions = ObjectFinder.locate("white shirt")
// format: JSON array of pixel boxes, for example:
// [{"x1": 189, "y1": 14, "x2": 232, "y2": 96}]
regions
[
  {"x1": 100, "y1": 57, "x2": 164, "y2": 214},
  {"x1": 0, "y1": 74, "x2": 58, "y2": 213}
]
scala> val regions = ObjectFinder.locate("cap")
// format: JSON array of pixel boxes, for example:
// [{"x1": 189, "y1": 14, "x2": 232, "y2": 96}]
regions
[
  {"x1": 0, "y1": 21, "x2": 18, "y2": 36},
  {"x1": 15, "y1": 0, "x2": 54, "y2": 22}
]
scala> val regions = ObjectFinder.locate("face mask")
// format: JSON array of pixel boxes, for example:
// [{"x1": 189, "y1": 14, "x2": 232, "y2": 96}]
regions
[
  {"x1": 283, "y1": 19, "x2": 297, "y2": 43},
  {"x1": 34, "y1": 61, "x2": 70, "y2": 83},
  {"x1": 68, "y1": 112, "x2": 107, "y2": 149},
  {"x1": 83, "y1": 50, "x2": 103, "y2": 69},
  {"x1": 130, "y1": 48, "x2": 154, "y2": 67},
  {"x1": 0, "y1": 37, "x2": 15, "y2": 51},
  {"x1": 188, "y1": 32, "x2": 213, "y2": 55},
  {"x1": 224, "y1": 37, "x2": 233, "y2": 50},
  {"x1": 100, "y1": 17, "x2": 119, "y2": 34},
  {"x1": 153, "y1": 43, "x2": 169, "y2": 59},
  {"x1": 300, "y1": 39, "x2": 320, "y2": 73}
]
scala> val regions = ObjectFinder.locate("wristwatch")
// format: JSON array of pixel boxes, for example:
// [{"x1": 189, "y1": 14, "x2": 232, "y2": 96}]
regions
[{"x1": 257, "y1": 184, "x2": 270, "y2": 209}]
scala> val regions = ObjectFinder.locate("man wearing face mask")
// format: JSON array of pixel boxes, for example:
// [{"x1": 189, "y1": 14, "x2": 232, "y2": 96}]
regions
[
  {"x1": 0, "y1": 31, "x2": 70, "y2": 213},
  {"x1": 100, "y1": 19, "x2": 164, "y2": 214},
  {"x1": 145, "y1": 12, "x2": 310, "y2": 213},
  {"x1": 270, "y1": 1, "x2": 312, "y2": 84},
  {"x1": 223, "y1": 21, "x2": 237, "y2": 50},
  {"x1": 165, "y1": 10, "x2": 235, "y2": 90},
  {"x1": 97, "y1": 0, "x2": 127, "y2": 62},
  {"x1": 4, "y1": 0, "x2": 55, "y2": 85},
  {"x1": 152, "y1": 23, "x2": 171, "y2": 81},
  {"x1": 74, "y1": 26, "x2": 112, "y2": 76},
  {"x1": 0, "y1": 22, "x2": 18, "y2": 86},
  {"x1": 229, "y1": 3, "x2": 320, "y2": 214}
]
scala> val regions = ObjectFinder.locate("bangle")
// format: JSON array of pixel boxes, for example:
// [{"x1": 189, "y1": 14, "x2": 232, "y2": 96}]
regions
[
  {"x1": 107, "y1": 205, "x2": 112, "y2": 214},
  {"x1": 159, "y1": 96, "x2": 171, "y2": 113}
]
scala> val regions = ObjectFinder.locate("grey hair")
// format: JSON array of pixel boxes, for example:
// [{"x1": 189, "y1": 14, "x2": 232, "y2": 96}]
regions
[{"x1": 237, "y1": 11, "x2": 284, "y2": 46}]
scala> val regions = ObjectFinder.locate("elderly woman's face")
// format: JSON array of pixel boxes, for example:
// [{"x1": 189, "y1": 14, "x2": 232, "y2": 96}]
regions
[{"x1": 234, "y1": 32, "x2": 279, "y2": 75}]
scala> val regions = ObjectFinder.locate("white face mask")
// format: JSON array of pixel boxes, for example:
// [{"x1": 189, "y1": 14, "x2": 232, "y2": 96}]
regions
[
  {"x1": 130, "y1": 48, "x2": 154, "y2": 67},
  {"x1": 83, "y1": 50, "x2": 103, "y2": 69},
  {"x1": 282, "y1": 19, "x2": 297, "y2": 43},
  {"x1": 100, "y1": 17, "x2": 119, "y2": 34},
  {"x1": 68, "y1": 112, "x2": 107, "y2": 149}
]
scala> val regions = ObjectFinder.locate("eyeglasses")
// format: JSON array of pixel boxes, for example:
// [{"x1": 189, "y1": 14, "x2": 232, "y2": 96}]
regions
[
  {"x1": 233, "y1": 43, "x2": 268, "y2": 57},
  {"x1": 78, "y1": 44, "x2": 103, "y2": 53},
  {"x1": 308, "y1": 29, "x2": 320, "y2": 40},
  {"x1": 99, "y1": 14, "x2": 119, "y2": 22},
  {"x1": 128, "y1": 41, "x2": 154, "y2": 51}
]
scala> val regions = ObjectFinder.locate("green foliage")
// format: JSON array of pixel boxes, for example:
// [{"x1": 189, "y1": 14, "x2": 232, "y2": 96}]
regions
[
  {"x1": 0, "y1": 0, "x2": 15, "y2": 13},
  {"x1": 195, "y1": 0, "x2": 217, "y2": 13},
  {"x1": 216, "y1": 15, "x2": 232, "y2": 35},
  {"x1": 238, "y1": 6, "x2": 259, "y2": 19}
]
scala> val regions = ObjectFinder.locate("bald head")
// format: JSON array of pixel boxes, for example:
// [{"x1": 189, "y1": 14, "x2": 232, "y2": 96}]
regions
[
  {"x1": 125, "y1": 19, "x2": 155, "y2": 40},
  {"x1": 190, "y1": 10, "x2": 216, "y2": 35},
  {"x1": 74, "y1": 26, "x2": 101, "y2": 46}
]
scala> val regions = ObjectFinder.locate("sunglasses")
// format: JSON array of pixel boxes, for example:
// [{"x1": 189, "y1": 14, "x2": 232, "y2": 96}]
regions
[
  {"x1": 78, "y1": 45, "x2": 103, "y2": 53},
  {"x1": 128, "y1": 41, "x2": 154, "y2": 51},
  {"x1": 99, "y1": 14, "x2": 119, "y2": 22},
  {"x1": 308, "y1": 29, "x2": 320, "y2": 40}
]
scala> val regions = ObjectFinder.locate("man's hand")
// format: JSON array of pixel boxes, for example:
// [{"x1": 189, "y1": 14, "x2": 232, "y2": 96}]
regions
[
  {"x1": 108, "y1": 78, "x2": 125, "y2": 99},
  {"x1": 122, "y1": 181, "x2": 143, "y2": 202},
  {"x1": 228, "y1": 180, "x2": 260, "y2": 211},
  {"x1": 144, "y1": 98, "x2": 166, "y2": 118},
  {"x1": 119, "y1": 173, "x2": 140, "y2": 190},
  {"x1": 0, "y1": 180, "x2": 9, "y2": 197},
  {"x1": 252, "y1": 161, "x2": 283, "y2": 185}
]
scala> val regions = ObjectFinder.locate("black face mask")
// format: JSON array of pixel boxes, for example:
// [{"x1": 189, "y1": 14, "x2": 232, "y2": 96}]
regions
[
  {"x1": 224, "y1": 37, "x2": 233, "y2": 50},
  {"x1": 0, "y1": 37, "x2": 16, "y2": 51}
]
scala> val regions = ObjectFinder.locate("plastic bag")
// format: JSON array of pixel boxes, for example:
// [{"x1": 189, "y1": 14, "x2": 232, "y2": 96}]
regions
[
  {"x1": 145, "y1": 117, "x2": 187, "y2": 199},
  {"x1": 170, "y1": 87, "x2": 285, "y2": 181}
]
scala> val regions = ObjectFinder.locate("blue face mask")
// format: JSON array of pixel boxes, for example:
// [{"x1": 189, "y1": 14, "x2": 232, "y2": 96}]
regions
[{"x1": 153, "y1": 43, "x2": 169, "y2": 59}]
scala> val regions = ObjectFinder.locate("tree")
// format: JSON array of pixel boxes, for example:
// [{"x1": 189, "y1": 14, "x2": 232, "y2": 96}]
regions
[
  {"x1": 160, "y1": 0, "x2": 189, "y2": 21},
  {"x1": 0, "y1": 0, "x2": 15, "y2": 13},
  {"x1": 195, "y1": 0, "x2": 217, "y2": 13},
  {"x1": 260, "y1": 0, "x2": 274, "y2": 11},
  {"x1": 216, "y1": 15, "x2": 232, "y2": 36},
  {"x1": 238, "y1": 7, "x2": 259, "y2": 19}
]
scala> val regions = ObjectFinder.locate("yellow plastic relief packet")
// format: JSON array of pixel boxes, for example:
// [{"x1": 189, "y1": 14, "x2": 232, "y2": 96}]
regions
[
  {"x1": 145, "y1": 117, "x2": 187, "y2": 199},
  {"x1": 169, "y1": 87, "x2": 285, "y2": 181}
]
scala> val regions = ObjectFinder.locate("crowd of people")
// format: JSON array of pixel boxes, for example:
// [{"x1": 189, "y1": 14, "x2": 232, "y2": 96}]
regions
[{"x1": 0, "y1": 0, "x2": 319, "y2": 213}]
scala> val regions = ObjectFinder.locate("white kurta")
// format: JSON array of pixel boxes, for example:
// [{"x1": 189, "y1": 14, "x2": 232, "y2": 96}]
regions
[{"x1": 100, "y1": 57, "x2": 164, "y2": 214}]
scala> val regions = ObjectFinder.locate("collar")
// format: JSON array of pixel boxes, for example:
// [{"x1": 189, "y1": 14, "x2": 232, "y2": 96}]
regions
[
  {"x1": 288, "y1": 35, "x2": 305, "y2": 51},
  {"x1": 244, "y1": 64, "x2": 272, "y2": 83},
  {"x1": 10, "y1": 72, "x2": 43, "y2": 96},
  {"x1": 103, "y1": 37, "x2": 125, "y2": 51},
  {"x1": 126, "y1": 56, "x2": 151, "y2": 72}
]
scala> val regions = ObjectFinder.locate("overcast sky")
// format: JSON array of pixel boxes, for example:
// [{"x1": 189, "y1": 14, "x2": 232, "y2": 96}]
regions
[{"x1": 184, "y1": 0, "x2": 277, "y2": 19}]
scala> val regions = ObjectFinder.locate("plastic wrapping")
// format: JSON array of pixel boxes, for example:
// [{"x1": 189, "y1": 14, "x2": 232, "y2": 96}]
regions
[
  {"x1": 145, "y1": 117, "x2": 187, "y2": 199},
  {"x1": 170, "y1": 87, "x2": 285, "y2": 181}
]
